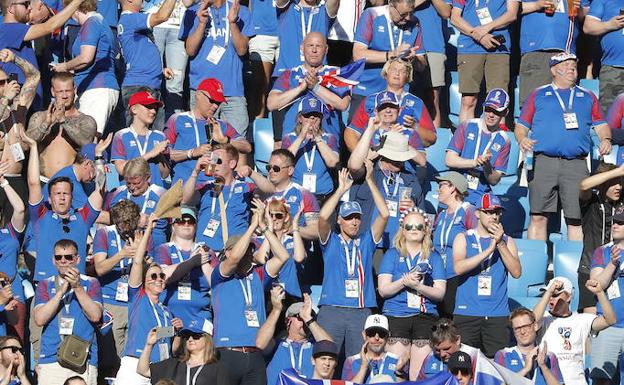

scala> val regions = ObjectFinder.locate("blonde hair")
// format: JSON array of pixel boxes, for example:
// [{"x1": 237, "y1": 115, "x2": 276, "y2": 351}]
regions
[
  {"x1": 178, "y1": 334, "x2": 218, "y2": 365},
  {"x1": 123, "y1": 157, "x2": 151, "y2": 178},
  {"x1": 381, "y1": 58, "x2": 413, "y2": 83},
  {"x1": 267, "y1": 198, "x2": 293, "y2": 231},
  {"x1": 392, "y1": 211, "x2": 432, "y2": 260}
]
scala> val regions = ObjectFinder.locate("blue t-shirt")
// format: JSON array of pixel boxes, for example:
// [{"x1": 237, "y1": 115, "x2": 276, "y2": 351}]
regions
[
  {"x1": 211, "y1": 265, "x2": 271, "y2": 347},
  {"x1": 267, "y1": 339, "x2": 314, "y2": 385},
  {"x1": 34, "y1": 275, "x2": 102, "y2": 365},
  {"x1": 452, "y1": 0, "x2": 512, "y2": 54},
  {"x1": 182, "y1": 1, "x2": 254, "y2": 95},
  {"x1": 72, "y1": 13, "x2": 119, "y2": 93},
  {"x1": 342, "y1": 353, "x2": 401, "y2": 383},
  {"x1": 250, "y1": 0, "x2": 281, "y2": 36},
  {"x1": 272, "y1": 2, "x2": 334, "y2": 77},
  {"x1": 379, "y1": 248, "x2": 446, "y2": 316},
  {"x1": 453, "y1": 230, "x2": 511, "y2": 317},
  {"x1": 111, "y1": 127, "x2": 168, "y2": 187},
  {"x1": 92, "y1": 226, "x2": 134, "y2": 307},
  {"x1": 117, "y1": 11, "x2": 162, "y2": 89},
  {"x1": 319, "y1": 230, "x2": 379, "y2": 308},
  {"x1": 281, "y1": 132, "x2": 338, "y2": 195},
  {"x1": 587, "y1": 0, "x2": 624, "y2": 67},
  {"x1": 494, "y1": 347, "x2": 564, "y2": 385},
  {"x1": 0, "y1": 223, "x2": 24, "y2": 281},
  {"x1": 98, "y1": 0, "x2": 120, "y2": 27},
  {"x1": 269, "y1": 183, "x2": 320, "y2": 228},
  {"x1": 432, "y1": 202, "x2": 478, "y2": 277},
  {"x1": 0, "y1": 23, "x2": 42, "y2": 108},
  {"x1": 591, "y1": 242, "x2": 624, "y2": 328},
  {"x1": 415, "y1": 0, "x2": 445, "y2": 54},
  {"x1": 42, "y1": 166, "x2": 93, "y2": 210},
  {"x1": 518, "y1": 85, "x2": 606, "y2": 158},
  {"x1": 353, "y1": 6, "x2": 424, "y2": 96},
  {"x1": 255, "y1": 234, "x2": 303, "y2": 298}
]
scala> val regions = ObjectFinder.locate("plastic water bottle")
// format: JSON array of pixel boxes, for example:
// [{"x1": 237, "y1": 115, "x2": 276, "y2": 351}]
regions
[{"x1": 525, "y1": 132, "x2": 534, "y2": 171}]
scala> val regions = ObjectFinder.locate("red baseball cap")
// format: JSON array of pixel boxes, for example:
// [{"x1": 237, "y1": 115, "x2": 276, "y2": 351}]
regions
[
  {"x1": 128, "y1": 91, "x2": 163, "y2": 108},
  {"x1": 479, "y1": 193, "x2": 505, "y2": 211},
  {"x1": 197, "y1": 78, "x2": 227, "y2": 103}
]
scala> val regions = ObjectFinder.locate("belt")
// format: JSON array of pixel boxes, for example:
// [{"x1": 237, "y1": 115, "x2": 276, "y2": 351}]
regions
[
  {"x1": 220, "y1": 346, "x2": 260, "y2": 353},
  {"x1": 535, "y1": 152, "x2": 586, "y2": 161}
]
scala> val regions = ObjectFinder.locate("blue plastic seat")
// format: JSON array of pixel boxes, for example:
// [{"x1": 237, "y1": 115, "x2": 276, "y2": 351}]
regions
[
  {"x1": 253, "y1": 117, "x2": 274, "y2": 175},
  {"x1": 426, "y1": 127, "x2": 452, "y2": 178},
  {"x1": 106, "y1": 163, "x2": 120, "y2": 190},
  {"x1": 508, "y1": 239, "x2": 548, "y2": 298},
  {"x1": 579, "y1": 78, "x2": 599, "y2": 98},
  {"x1": 449, "y1": 72, "x2": 461, "y2": 127},
  {"x1": 505, "y1": 134, "x2": 520, "y2": 176},
  {"x1": 499, "y1": 191, "x2": 530, "y2": 238},
  {"x1": 552, "y1": 240, "x2": 583, "y2": 311},
  {"x1": 514, "y1": 79, "x2": 521, "y2": 120}
]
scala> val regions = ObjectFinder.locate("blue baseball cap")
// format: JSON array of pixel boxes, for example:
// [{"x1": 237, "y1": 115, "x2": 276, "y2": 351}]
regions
[
  {"x1": 483, "y1": 88, "x2": 510, "y2": 112},
  {"x1": 549, "y1": 52, "x2": 577, "y2": 67},
  {"x1": 180, "y1": 318, "x2": 213, "y2": 336},
  {"x1": 339, "y1": 201, "x2": 362, "y2": 218},
  {"x1": 80, "y1": 143, "x2": 96, "y2": 162},
  {"x1": 479, "y1": 193, "x2": 505, "y2": 211},
  {"x1": 299, "y1": 95, "x2": 327, "y2": 117},
  {"x1": 313, "y1": 340, "x2": 338, "y2": 358},
  {"x1": 374, "y1": 91, "x2": 400, "y2": 110}
]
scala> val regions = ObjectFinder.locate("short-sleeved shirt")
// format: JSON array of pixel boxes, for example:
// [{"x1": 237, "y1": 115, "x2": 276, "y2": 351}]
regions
[
  {"x1": 72, "y1": 13, "x2": 119, "y2": 93},
  {"x1": 518, "y1": 85, "x2": 606, "y2": 158},
  {"x1": 379, "y1": 248, "x2": 446, "y2": 316},
  {"x1": 117, "y1": 11, "x2": 162, "y2": 89},
  {"x1": 111, "y1": 127, "x2": 168, "y2": 187},
  {"x1": 182, "y1": 2, "x2": 254, "y2": 95},
  {"x1": 211, "y1": 265, "x2": 271, "y2": 347},
  {"x1": 154, "y1": 242, "x2": 213, "y2": 325},
  {"x1": 255, "y1": 234, "x2": 303, "y2": 298},
  {"x1": 415, "y1": 0, "x2": 445, "y2": 54},
  {"x1": 271, "y1": 66, "x2": 351, "y2": 138},
  {"x1": 29, "y1": 201, "x2": 100, "y2": 281},
  {"x1": 0, "y1": 223, "x2": 24, "y2": 280},
  {"x1": 342, "y1": 352, "x2": 401, "y2": 383},
  {"x1": 607, "y1": 93, "x2": 624, "y2": 130},
  {"x1": 454, "y1": 230, "x2": 511, "y2": 317},
  {"x1": 519, "y1": 0, "x2": 589, "y2": 54},
  {"x1": 447, "y1": 118, "x2": 511, "y2": 205},
  {"x1": 281, "y1": 132, "x2": 338, "y2": 195},
  {"x1": 353, "y1": 6, "x2": 424, "y2": 96},
  {"x1": 591, "y1": 242, "x2": 624, "y2": 328},
  {"x1": 0, "y1": 23, "x2": 42, "y2": 104},
  {"x1": 123, "y1": 286, "x2": 173, "y2": 362},
  {"x1": 452, "y1": 0, "x2": 512, "y2": 54},
  {"x1": 587, "y1": 0, "x2": 624, "y2": 67},
  {"x1": 494, "y1": 347, "x2": 564, "y2": 385},
  {"x1": 272, "y1": 2, "x2": 334, "y2": 76},
  {"x1": 417, "y1": 344, "x2": 479, "y2": 379},
  {"x1": 195, "y1": 178, "x2": 255, "y2": 251},
  {"x1": 164, "y1": 112, "x2": 243, "y2": 184},
  {"x1": 269, "y1": 183, "x2": 320, "y2": 228},
  {"x1": 319, "y1": 230, "x2": 379, "y2": 308},
  {"x1": 34, "y1": 275, "x2": 102, "y2": 365},
  {"x1": 267, "y1": 339, "x2": 314, "y2": 385},
  {"x1": 250, "y1": 0, "x2": 280, "y2": 36},
  {"x1": 432, "y1": 202, "x2": 478, "y2": 277},
  {"x1": 42, "y1": 166, "x2": 93, "y2": 210}
]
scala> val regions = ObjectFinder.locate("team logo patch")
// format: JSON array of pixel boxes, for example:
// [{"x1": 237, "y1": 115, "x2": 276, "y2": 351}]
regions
[
  {"x1": 491, "y1": 143, "x2": 501, "y2": 152},
  {"x1": 467, "y1": 133, "x2": 475, "y2": 140},
  {"x1": 377, "y1": 26, "x2": 385, "y2": 32}
]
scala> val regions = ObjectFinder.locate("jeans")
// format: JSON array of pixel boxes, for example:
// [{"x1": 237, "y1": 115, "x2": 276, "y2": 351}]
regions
[
  {"x1": 317, "y1": 306, "x2": 371, "y2": 359},
  {"x1": 190, "y1": 91, "x2": 249, "y2": 137},
  {"x1": 153, "y1": 26, "x2": 187, "y2": 120}
]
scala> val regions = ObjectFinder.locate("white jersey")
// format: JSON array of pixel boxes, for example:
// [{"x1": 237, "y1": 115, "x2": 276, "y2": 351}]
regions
[{"x1": 328, "y1": 0, "x2": 365, "y2": 42}]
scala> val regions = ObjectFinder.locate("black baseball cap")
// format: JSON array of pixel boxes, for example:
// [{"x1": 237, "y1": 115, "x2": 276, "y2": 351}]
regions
[
  {"x1": 312, "y1": 340, "x2": 338, "y2": 358},
  {"x1": 447, "y1": 351, "x2": 472, "y2": 372}
]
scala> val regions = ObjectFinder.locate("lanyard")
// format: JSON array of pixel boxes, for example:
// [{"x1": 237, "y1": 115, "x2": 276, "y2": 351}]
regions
[
  {"x1": 474, "y1": 232, "x2": 493, "y2": 273},
  {"x1": 474, "y1": 120, "x2": 497, "y2": 160},
  {"x1": 340, "y1": 235, "x2": 359, "y2": 276},
  {"x1": 385, "y1": 9, "x2": 404, "y2": 51},
  {"x1": 287, "y1": 341, "x2": 307, "y2": 372},
  {"x1": 129, "y1": 126, "x2": 152, "y2": 156},
  {"x1": 149, "y1": 299, "x2": 168, "y2": 328},
  {"x1": 186, "y1": 365, "x2": 204, "y2": 385},
  {"x1": 382, "y1": 173, "x2": 401, "y2": 198},
  {"x1": 370, "y1": 358, "x2": 386, "y2": 376},
  {"x1": 439, "y1": 208, "x2": 460, "y2": 253},
  {"x1": 239, "y1": 274, "x2": 254, "y2": 307},
  {"x1": 209, "y1": 2, "x2": 230, "y2": 47},
  {"x1": 113, "y1": 227, "x2": 127, "y2": 270},
  {"x1": 210, "y1": 181, "x2": 238, "y2": 216},
  {"x1": 303, "y1": 144, "x2": 316, "y2": 172},
  {"x1": 189, "y1": 112, "x2": 202, "y2": 148},
  {"x1": 551, "y1": 84, "x2": 575, "y2": 113},
  {"x1": 128, "y1": 186, "x2": 153, "y2": 213},
  {"x1": 300, "y1": 7, "x2": 316, "y2": 40}
]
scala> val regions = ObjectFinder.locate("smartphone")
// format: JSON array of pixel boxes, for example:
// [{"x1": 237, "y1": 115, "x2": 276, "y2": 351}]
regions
[
  {"x1": 493, "y1": 35, "x2": 506, "y2": 44},
  {"x1": 620, "y1": 7, "x2": 624, "y2": 15},
  {"x1": 155, "y1": 326, "x2": 175, "y2": 340},
  {"x1": 8, "y1": 73, "x2": 17, "y2": 83},
  {"x1": 398, "y1": 107, "x2": 415, "y2": 127}
]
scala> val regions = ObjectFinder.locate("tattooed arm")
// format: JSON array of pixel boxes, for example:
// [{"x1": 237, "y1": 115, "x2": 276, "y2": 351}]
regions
[
  {"x1": 14, "y1": 55, "x2": 41, "y2": 110},
  {"x1": 62, "y1": 114, "x2": 97, "y2": 147},
  {"x1": 26, "y1": 111, "x2": 53, "y2": 145}
]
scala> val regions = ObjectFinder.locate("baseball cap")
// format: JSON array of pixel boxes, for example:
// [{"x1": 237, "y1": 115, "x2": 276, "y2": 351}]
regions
[
  {"x1": 285, "y1": 302, "x2": 319, "y2": 318},
  {"x1": 613, "y1": 205, "x2": 624, "y2": 222},
  {"x1": 375, "y1": 91, "x2": 400, "y2": 110},
  {"x1": 479, "y1": 193, "x2": 504, "y2": 211},
  {"x1": 197, "y1": 78, "x2": 227, "y2": 103},
  {"x1": 180, "y1": 206, "x2": 197, "y2": 220},
  {"x1": 312, "y1": 340, "x2": 338, "y2": 358},
  {"x1": 180, "y1": 318, "x2": 213, "y2": 336},
  {"x1": 483, "y1": 88, "x2": 510, "y2": 112},
  {"x1": 128, "y1": 91, "x2": 164, "y2": 108},
  {"x1": 299, "y1": 95, "x2": 327, "y2": 117},
  {"x1": 339, "y1": 201, "x2": 362, "y2": 218},
  {"x1": 549, "y1": 52, "x2": 577, "y2": 67},
  {"x1": 542, "y1": 276, "x2": 574, "y2": 296},
  {"x1": 447, "y1": 351, "x2": 472, "y2": 372},
  {"x1": 364, "y1": 314, "x2": 389, "y2": 332},
  {"x1": 435, "y1": 171, "x2": 468, "y2": 195}
]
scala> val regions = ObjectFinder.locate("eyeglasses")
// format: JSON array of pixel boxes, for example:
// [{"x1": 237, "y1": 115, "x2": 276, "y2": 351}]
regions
[
  {"x1": 180, "y1": 331, "x2": 204, "y2": 340},
  {"x1": 512, "y1": 322, "x2": 534, "y2": 333},
  {"x1": 403, "y1": 223, "x2": 425, "y2": 231},
  {"x1": 269, "y1": 212, "x2": 285, "y2": 220},
  {"x1": 391, "y1": 3, "x2": 412, "y2": 20},
  {"x1": 54, "y1": 254, "x2": 75, "y2": 262},
  {"x1": 61, "y1": 218, "x2": 71, "y2": 234},
  {"x1": 174, "y1": 218, "x2": 196, "y2": 226},
  {"x1": 365, "y1": 329, "x2": 389, "y2": 339},
  {"x1": 0, "y1": 346, "x2": 21, "y2": 353},
  {"x1": 149, "y1": 272, "x2": 166, "y2": 281},
  {"x1": 266, "y1": 164, "x2": 291, "y2": 173}
]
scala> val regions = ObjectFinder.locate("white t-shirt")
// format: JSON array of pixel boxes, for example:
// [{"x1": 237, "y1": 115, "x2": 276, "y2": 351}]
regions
[
  {"x1": 327, "y1": 0, "x2": 365, "y2": 42},
  {"x1": 539, "y1": 312, "x2": 597, "y2": 385}
]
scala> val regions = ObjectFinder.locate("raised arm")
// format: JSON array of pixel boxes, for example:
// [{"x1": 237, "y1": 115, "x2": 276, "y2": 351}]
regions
[
  {"x1": 256, "y1": 286, "x2": 284, "y2": 350},
  {"x1": 137, "y1": 329, "x2": 158, "y2": 377},
  {"x1": 533, "y1": 280, "x2": 561, "y2": 325},
  {"x1": 347, "y1": 117, "x2": 377, "y2": 178},
  {"x1": 66, "y1": 268, "x2": 102, "y2": 322},
  {"x1": 301, "y1": 293, "x2": 332, "y2": 341},
  {"x1": 182, "y1": 156, "x2": 210, "y2": 206},
  {"x1": 128, "y1": 216, "x2": 157, "y2": 287},
  {"x1": 589, "y1": 246, "x2": 619, "y2": 290},
  {"x1": 266, "y1": 83, "x2": 307, "y2": 111},
  {"x1": 219, "y1": 207, "x2": 260, "y2": 277},
  {"x1": 150, "y1": 0, "x2": 178, "y2": 27},
  {"x1": 261, "y1": 204, "x2": 292, "y2": 277},
  {"x1": 452, "y1": 232, "x2": 495, "y2": 275},
  {"x1": 20, "y1": 128, "x2": 42, "y2": 204},
  {"x1": 25, "y1": 0, "x2": 87, "y2": 41},
  {"x1": 0, "y1": 161, "x2": 25, "y2": 231},
  {"x1": 319, "y1": 168, "x2": 352, "y2": 242},
  {"x1": 238, "y1": 165, "x2": 275, "y2": 194},
  {"x1": 291, "y1": 206, "x2": 307, "y2": 263},
  {"x1": 185, "y1": 1, "x2": 210, "y2": 56},
  {"x1": 0, "y1": 50, "x2": 40, "y2": 110},
  {"x1": 365, "y1": 160, "x2": 389, "y2": 243},
  {"x1": 587, "y1": 279, "x2": 616, "y2": 332},
  {"x1": 226, "y1": 0, "x2": 250, "y2": 56},
  {"x1": 325, "y1": 0, "x2": 340, "y2": 17},
  {"x1": 33, "y1": 280, "x2": 69, "y2": 327},
  {"x1": 583, "y1": 13, "x2": 624, "y2": 35}
]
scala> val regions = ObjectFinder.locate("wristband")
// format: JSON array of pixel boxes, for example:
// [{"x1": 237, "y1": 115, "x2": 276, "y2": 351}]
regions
[
  {"x1": 385, "y1": 51, "x2": 389, "y2": 61},
  {"x1": 187, "y1": 149, "x2": 193, "y2": 159},
  {"x1": 0, "y1": 180, "x2": 8, "y2": 188},
  {"x1": 305, "y1": 318, "x2": 316, "y2": 327},
  {"x1": 94, "y1": 155, "x2": 105, "y2": 161}
]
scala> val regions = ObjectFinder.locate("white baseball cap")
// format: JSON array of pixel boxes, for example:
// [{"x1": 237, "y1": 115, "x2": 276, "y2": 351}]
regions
[
  {"x1": 543, "y1": 276, "x2": 574, "y2": 296},
  {"x1": 364, "y1": 314, "x2": 389, "y2": 332}
]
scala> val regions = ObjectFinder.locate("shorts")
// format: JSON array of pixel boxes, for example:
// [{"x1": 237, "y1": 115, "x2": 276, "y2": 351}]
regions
[
  {"x1": 387, "y1": 313, "x2": 438, "y2": 340},
  {"x1": 453, "y1": 315, "x2": 508, "y2": 358},
  {"x1": 437, "y1": 275, "x2": 460, "y2": 319},
  {"x1": 426, "y1": 52, "x2": 447, "y2": 88},
  {"x1": 116, "y1": 356, "x2": 151, "y2": 385},
  {"x1": 78, "y1": 88, "x2": 119, "y2": 135},
  {"x1": 519, "y1": 50, "x2": 561, "y2": 106},
  {"x1": 577, "y1": 271, "x2": 596, "y2": 311},
  {"x1": 38, "y1": 362, "x2": 97, "y2": 385},
  {"x1": 599, "y1": 65, "x2": 624, "y2": 115},
  {"x1": 249, "y1": 35, "x2": 280, "y2": 63},
  {"x1": 590, "y1": 326, "x2": 624, "y2": 380},
  {"x1": 528, "y1": 154, "x2": 589, "y2": 220},
  {"x1": 457, "y1": 54, "x2": 509, "y2": 94}
]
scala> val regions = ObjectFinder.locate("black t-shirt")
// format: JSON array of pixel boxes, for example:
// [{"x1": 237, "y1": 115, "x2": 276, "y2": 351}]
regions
[
  {"x1": 150, "y1": 358, "x2": 232, "y2": 385},
  {"x1": 579, "y1": 192, "x2": 621, "y2": 273}
]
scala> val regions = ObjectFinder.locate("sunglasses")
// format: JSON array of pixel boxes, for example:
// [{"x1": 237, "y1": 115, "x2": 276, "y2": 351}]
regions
[
  {"x1": 481, "y1": 210, "x2": 503, "y2": 216},
  {"x1": 450, "y1": 368, "x2": 471, "y2": 376},
  {"x1": 149, "y1": 272, "x2": 166, "y2": 281},
  {"x1": 61, "y1": 218, "x2": 71, "y2": 234},
  {"x1": 174, "y1": 217, "x2": 196, "y2": 226},
  {"x1": 180, "y1": 331, "x2": 204, "y2": 340},
  {"x1": 614, "y1": 220, "x2": 624, "y2": 226},
  {"x1": 266, "y1": 164, "x2": 291, "y2": 173},
  {"x1": 269, "y1": 212, "x2": 285, "y2": 220},
  {"x1": 1, "y1": 346, "x2": 21, "y2": 353},
  {"x1": 403, "y1": 223, "x2": 425, "y2": 231},
  {"x1": 54, "y1": 254, "x2": 75, "y2": 262},
  {"x1": 365, "y1": 329, "x2": 389, "y2": 339},
  {"x1": 484, "y1": 107, "x2": 506, "y2": 116},
  {"x1": 211, "y1": 158, "x2": 223, "y2": 165},
  {"x1": 0, "y1": 79, "x2": 8, "y2": 86}
]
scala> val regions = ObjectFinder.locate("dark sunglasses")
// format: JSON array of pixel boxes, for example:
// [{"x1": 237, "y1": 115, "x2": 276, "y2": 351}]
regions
[
  {"x1": 614, "y1": 220, "x2": 624, "y2": 226},
  {"x1": 481, "y1": 209, "x2": 503, "y2": 216},
  {"x1": 484, "y1": 106, "x2": 506, "y2": 116},
  {"x1": 54, "y1": 254, "x2": 75, "y2": 262},
  {"x1": 61, "y1": 218, "x2": 71, "y2": 234},
  {"x1": 266, "y1": 164, "x2": 290, "y2": 173},
  {"x1": 149, "y1": 272, "x2": 166, "y2": 281},
  {"x1": 403, "y1": 223, "x2": 425, "y2": 231},
  {"x1": 269, "y1": 212, "x2": 285, "y2": 220},
  {"x1": 450, "y1": 368, "x2": 471, "y2": 376},
  {"x1": 0, "y1": 79, "x2": 8, "y2": 86},
  {"x1": 174, "y1": 217, "x2": 196, "y2": 226},
  {"x1": 365, "y1": 329, "x2": 389, "y2": 339},
  {"x1": 1, "y1": 346, "x2": 21, "y2": 353},
  {"x1": 180, "y1": 331, "x2": 204, "y2": 340}
]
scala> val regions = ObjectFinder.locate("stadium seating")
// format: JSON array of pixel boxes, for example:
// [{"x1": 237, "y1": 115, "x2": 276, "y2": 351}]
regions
[
  {"x1": 552, "y1": 240, "x2": 584, "y2": 311},
  {"x1": 253, "y1": 117, "x2": 274, "y2": 175},
  {"x1": 508, "y1": 238, "x2": 548, "y2": 298},
  {"x1": 449, "y1": 72, "x2": 461, "y2": 127}
]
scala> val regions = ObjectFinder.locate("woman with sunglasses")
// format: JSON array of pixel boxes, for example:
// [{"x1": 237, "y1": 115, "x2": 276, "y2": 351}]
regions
[
  {"x1": 137, "y1": 320, "x2": 231, "y2": 385},
  {"x1": 282, "y1": 95, "x2": 339, "y2": 203},
  {"x1": 255, "y1": 198, "x2": 306, "y2": 298},
  {"x1": 377, "y1": 208, "x2": 446, "y2": 380},
  {"x1": 0, "y1": 336, "x2": 30, "y2": 385}
]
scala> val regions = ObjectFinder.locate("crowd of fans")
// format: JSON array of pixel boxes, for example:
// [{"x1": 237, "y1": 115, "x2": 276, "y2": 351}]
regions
[{"x1": 1, "y1": 0, "x2": 624, "y2": 383}]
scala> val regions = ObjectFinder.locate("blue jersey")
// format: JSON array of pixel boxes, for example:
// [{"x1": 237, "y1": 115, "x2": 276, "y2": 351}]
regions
[
  {"x1": 519, "y1": 85, "x2": 606, "y2": 158},
  {"x1": 34, "y1": 275, "x2": 102, "y2": 365},
  {"x1": 592, "y1": 242, "x2": 624, "y2": 328},
  {"x1": 447, "y1": 119, "x2": 511, "y2": 205},
  {"x1": 0, "y1": 23, "x2": 42, "y2": 105},
  {"x1": 454, "y1": 230, "x2": 511, "y2": 317},
  {"x1": 319, "y1": 230, "x2": 379, "y2": 308},
  {"x1": 117, "y1": 11, "x2": 162, "y2": 88},
  {"x1": 111, "y1": 127, "x2": 168, "y2": 187},
  {"x1": 415, "y1": 0, "x2": 445, "y2": 54},
  {"x1": 0, "y1": 223, "x2": 24, "y2": 281},
  {"x1": 183, "y1": 1, "x2": 254, "y2": 95},
  {"x1": 211, "y1": 265, "x2": 271, "y2": 347},
  {"x1": 250, "y1": 0, "x2": 280, "y2": 36},
  {"x1": 273, "y1": 2, "x2": 334, "y2": 76},
  {"x1": 281, "y1": 132, "x2": 338, "y2": 195},
  {"x1": 98, "y1": 0, "x2": 120, "y2": 27},
  {"x1": 453, "y1": 0, "x2": 512, "y2": 54},
  {"x1": 267, "y1": 340, "x2": 314, "y2": 385},
  {"x1": 269, "y1": 183, "x2": 320, "y2": 228},
  {"x1": 42, "y1": 166, "x2": 93, "y2": 210},
  {"x1": 379, "y1": 248, "x2": 446, "y2": 316},
  {"x1": 72, "y1": 13, "x2": 119, "y2": 94},
  {"x1": 494, "y1": 347, "x2": 564, "y2": 385},
  {"x1": 432, "y1": 203, "x2": 478, "y2": 277},
  {"x1": 342, "y1": 353, "x2": 401, "y2": 383},
  {"x1": 255, "y1": 234, "x2": 303, "y2": 298},
  {"x1": 353, "y1": 6, "x2": 424, "y2": 96},
  {"x1": 587, "y1": 0, "x2": 624, "y2": 67}
]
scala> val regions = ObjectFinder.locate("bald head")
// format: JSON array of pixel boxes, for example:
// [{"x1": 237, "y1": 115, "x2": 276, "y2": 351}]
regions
[{"x1": 301, "y1": 32, "x2": 327, "y2": 67}]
